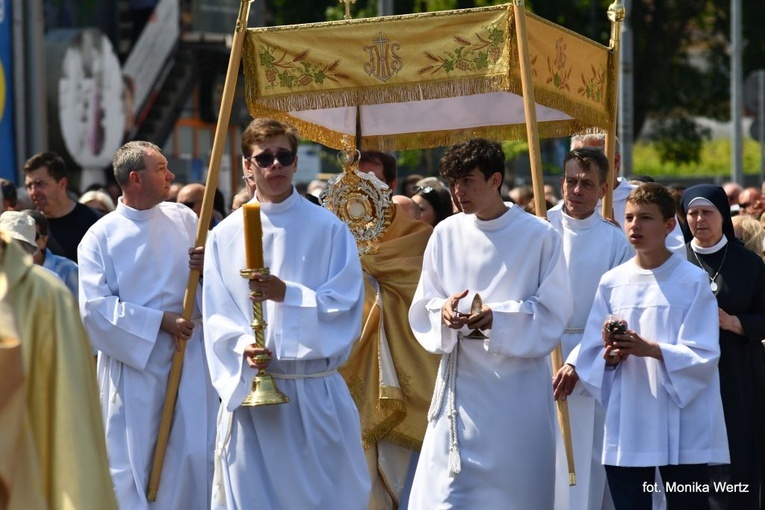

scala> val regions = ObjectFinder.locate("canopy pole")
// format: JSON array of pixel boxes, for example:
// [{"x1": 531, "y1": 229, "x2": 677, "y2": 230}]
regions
[
  {"x1": 146, "y1": 0, "x2": 254, "y2": 501},
  {"x1": 512, "y1": 0, "x2": 575, "y2": 486},
  {"x1": 602, "y1": 1, "x2": 625, "y2": 221}
]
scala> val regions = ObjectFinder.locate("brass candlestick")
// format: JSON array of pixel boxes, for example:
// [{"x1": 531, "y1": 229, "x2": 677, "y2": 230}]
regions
[{"x1": 240, "y1": 268, "x2": 289, "y2": 406}]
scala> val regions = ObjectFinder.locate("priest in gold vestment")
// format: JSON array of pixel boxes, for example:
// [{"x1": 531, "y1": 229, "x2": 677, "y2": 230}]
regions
[
  {"x1": 339, "y1": 151, "x2": 439, "y2": 509},
  {"x1": 0, "y1": 269, "x2": 45, "y2": 510},
  {"x1": 0, "y1": 231, "x2": 116, "y2": 510}
]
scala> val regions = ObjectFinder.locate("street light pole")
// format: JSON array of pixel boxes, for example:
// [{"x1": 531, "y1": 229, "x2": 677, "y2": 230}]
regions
[
  {"x1": 618, "y1": 0, "x2": 633, "y2": 177},
  {"x1": 378, "y1": 0, "x2": 392, "y2": 17},
  {"x1": 731, "y1": 0, "x2": 743, "y2": 185}
]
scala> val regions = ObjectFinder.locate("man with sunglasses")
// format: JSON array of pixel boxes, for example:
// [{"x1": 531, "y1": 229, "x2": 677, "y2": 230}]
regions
[
  {"x1": 738, "y1": 186, "x2": 765, "y2": 220},
  {"x1": 176, "y1": 182, "x2": 224, "y2": 228},
  {"x1": 202, "y1": 118, "x2": 370, "y2": 509}
]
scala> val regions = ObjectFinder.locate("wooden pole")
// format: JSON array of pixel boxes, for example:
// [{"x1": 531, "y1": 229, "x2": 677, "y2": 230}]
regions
[
  {"x1": 602, "y1": 1, "x2": 625, "y2": 221},
  {"x1": 146, "y1": 0, "x2": 254, "y2": 501},
  {"x1": 512, "y1": 0, "x2": 576, "y2": 486}
]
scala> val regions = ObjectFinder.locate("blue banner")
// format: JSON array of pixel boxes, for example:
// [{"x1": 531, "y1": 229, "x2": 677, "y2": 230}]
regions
[{"x1": 0, "y1": 0, "x2": 15, "y2": 181}]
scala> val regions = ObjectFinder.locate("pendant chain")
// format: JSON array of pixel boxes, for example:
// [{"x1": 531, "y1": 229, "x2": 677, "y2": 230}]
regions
[{"x1": 692, "y1": 244, "x2": 729, "y2": 289}]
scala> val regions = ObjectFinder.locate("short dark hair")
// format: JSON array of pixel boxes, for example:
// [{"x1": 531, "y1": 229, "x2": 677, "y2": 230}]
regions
[
  {"x1": 627, "y1": 183, "x2": 676, "y2": 221},
  {"x1": 563, "y1": 147, "x2": 609, "y2": 184},
  {"x1": 241, "y1": 118, "x2": 298, "y2": 158},
  {"x1": 26, "y1": 209, "x2": 49, "y2": 236},
  {"x1": 439, "y1": 138, "x2": 505, "y2": 186},
  {"x1": 359, "y1": 151, "x2": 397, "y2": 188},
  {"x1": 23, "y1": 152, "x2": 68, "y2": 181},
  {"x1": 415, "y1": 186, "x2": 454, "y2": 225},
  {"x1": 0, "y1": 178, "x2": 17, "y2": 207}
]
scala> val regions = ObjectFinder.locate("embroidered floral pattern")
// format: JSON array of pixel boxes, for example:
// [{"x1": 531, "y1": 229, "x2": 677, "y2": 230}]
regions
[
  {"x1": 578, "y1": 63, "x2": 606, "y2": 102},
  {"x1": 397, "y1": 367, "x2": 412, "y2": 399},
  {"x1": 417, "y1": 22, "x2": 504, "y2": 75},
  {"x1": 545, "y1": 37, "x2": 572, "y2": 91},
  {"x1": 530, "y1": 54, "x2": 538, "y2": 78},
  {"x1": 259, "y1": 45, "x2": 349, "y2": 89}
]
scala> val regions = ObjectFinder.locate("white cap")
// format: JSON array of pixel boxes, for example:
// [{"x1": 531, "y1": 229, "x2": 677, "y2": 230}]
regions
[
  {"x1": 687, "y1": 196, "x2": 715, "y2": 209},
  {"x1": 0, "y1": 211, "x2": 36, "y2": 247}
]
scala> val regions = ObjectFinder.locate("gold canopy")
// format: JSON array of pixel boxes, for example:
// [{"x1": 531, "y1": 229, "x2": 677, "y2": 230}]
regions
[{"x1": 241, "y1": 4, "x2": 616, "y2": 151}]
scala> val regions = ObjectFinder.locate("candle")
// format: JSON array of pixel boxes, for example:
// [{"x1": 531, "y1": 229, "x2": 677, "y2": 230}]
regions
[{"x1": 243, "y1": 203, "x2": 265, "y2": 268}]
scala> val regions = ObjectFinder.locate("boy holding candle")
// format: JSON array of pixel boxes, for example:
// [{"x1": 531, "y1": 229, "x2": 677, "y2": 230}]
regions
[{"x1": 202, "y1": 118, "x2": 370, "y2": 509}]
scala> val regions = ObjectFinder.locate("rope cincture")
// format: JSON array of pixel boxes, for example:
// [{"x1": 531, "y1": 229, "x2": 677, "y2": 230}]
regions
[{"x1": 427, "y1": 340, "x2": 461, "y2": 476}]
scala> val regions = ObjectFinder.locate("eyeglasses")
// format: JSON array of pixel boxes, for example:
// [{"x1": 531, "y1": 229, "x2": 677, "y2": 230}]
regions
[
  {"x1": 25, "y1": 179, "x2": 54, "y2": 191},
  {"x1": 414, "y1": 186, "x2": 436, "y2": 195},
  {"x1": 246, "y1": 151, "x2": 296, "y2": 169}
]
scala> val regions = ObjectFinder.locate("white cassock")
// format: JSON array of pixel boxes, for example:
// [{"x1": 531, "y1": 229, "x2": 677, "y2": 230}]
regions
[
  {"x1": 547, "y1": 206, "x2": 632, "y2": 510},
  {"x1": 601, "y1": 179, "x2": 685, "y2": 254},
  {"x1": 78, "y1": 200, "x2": 217, "y2": 510},
  {"x1": 576, "y1": 255, "x2": 730, "y2": 467},
  {"x1": 407, "y1": 204, "x2": 573, "y2": 509},
  {"x1": 203, "y1": 191, "x2": 370, "y2": 510}
]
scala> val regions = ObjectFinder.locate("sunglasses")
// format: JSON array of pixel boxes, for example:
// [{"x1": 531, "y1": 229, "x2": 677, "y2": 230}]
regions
[
  {"x1": 182, "y1": 201, "x2": 198, "y2": 209},
  {"x1": 414, "y1": 185, "x2": 436, "y2": 196},
  {"x1": 247, "y1": 151, "x2": 296, "y2": 169}
]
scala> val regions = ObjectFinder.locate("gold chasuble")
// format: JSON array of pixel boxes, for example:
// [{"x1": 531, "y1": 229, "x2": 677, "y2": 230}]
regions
[
  {"x1": 0, "y1": 233, "x2": 117, "y2": 510},
  {"x1": 340, "y1": 207, "x2": 438, "y2": 451},
  {"x1": 0, "y1": 272, "x2": 46, "y2": 510}
]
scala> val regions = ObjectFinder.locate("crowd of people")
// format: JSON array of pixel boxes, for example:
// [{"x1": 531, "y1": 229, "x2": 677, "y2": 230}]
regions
[{"x1": 1, "y1": 119, "x2": 764, "y2": 510}]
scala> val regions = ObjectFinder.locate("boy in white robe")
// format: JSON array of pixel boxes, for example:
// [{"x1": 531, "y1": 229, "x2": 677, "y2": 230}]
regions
[
  {"x1": 576, "y1": 183, "x2": 729, "y2": 510},
  {"x1": 407, "y1": 138, "x2": 573, "y2": 509},
  {"x1": 202, "y1": 118, "x2": 370, "y2": 510},
  {"x1": 549, "y1": 147, "x2": 632, "y2": 510},
  {"x1": 79, "y1": 141, "x2": 217, "y2": 510}
]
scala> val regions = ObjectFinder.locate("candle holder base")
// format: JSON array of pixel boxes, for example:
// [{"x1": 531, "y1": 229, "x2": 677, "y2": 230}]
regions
[{"x1": 241, "y1": 370, "x2": 290, "y2": 407}]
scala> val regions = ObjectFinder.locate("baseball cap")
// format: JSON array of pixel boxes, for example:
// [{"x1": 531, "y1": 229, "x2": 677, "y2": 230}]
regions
[{"x1": 0, "y1": 211, "x2": 36, "y2": 247}]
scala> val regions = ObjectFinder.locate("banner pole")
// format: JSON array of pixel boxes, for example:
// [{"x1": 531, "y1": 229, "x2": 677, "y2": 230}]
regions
[
  {"x1": 602, "y1": 1, "x2": 625, "y2": 220},
  {"x1": 512, "y1": 0, "x2": 576, "y2": 486},
  {"x1": 146, "y1": 0, "x2": 254, "y2": 501}
]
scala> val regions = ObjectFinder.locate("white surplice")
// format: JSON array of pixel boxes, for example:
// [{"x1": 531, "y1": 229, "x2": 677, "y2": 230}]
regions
[
  {"x1": 202, "y1": 191, "x2": 370, "y2": 510},
  {"x1": 576, "y1": 255, "x2": 730, "y2": 467},
  {"x1": 78, "y1": 200, "x2": 217, "y2": 510},
  {"x1": 407, "y1": 204, "x2": 573, "y2": 509},
  {"x1": 547, "y1": 206, "x2": 632, "y2": 510}
]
